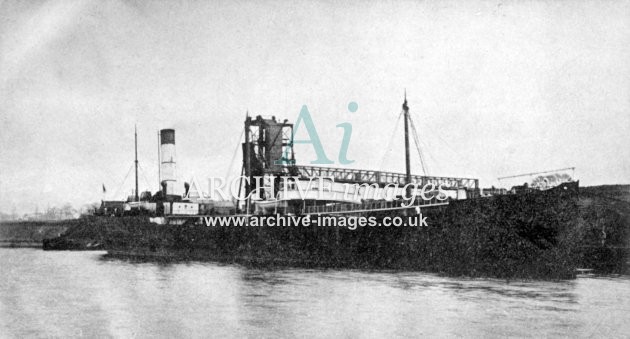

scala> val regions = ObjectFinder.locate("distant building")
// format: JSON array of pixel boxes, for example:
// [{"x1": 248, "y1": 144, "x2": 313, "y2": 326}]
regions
[{"x1": 96, "y1": 201, "x2": 125, "y2": 217}]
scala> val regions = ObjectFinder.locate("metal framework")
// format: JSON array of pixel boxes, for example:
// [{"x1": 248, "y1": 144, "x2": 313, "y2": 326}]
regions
[
  {"x1": 303, "y1": 195, "x2": 449, "y2": 216},
  {"x1": 295, "y1": 165, "x2": 478, "y2": 190},
  {"x1": 497, "y1": 167, "x2": 576, "y2": 181},
  {"x1": 240, "y1": 96, "x2": 480, "y2": 206},
  {"x1": 243, "y1": 115, "x2": 295, "y2": 197}
]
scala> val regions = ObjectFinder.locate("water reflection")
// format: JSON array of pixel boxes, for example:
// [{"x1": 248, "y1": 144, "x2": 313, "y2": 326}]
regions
[{"x1": 1, "y1": 248, "x2": 628, "y2": 338}]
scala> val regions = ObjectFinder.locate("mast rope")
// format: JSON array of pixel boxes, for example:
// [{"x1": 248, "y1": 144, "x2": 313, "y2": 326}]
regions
[
  {"x1": 417, "y1": 135, "x2": 440, "y2": 173},
  {"x1": 225, "y1": 128, "x2": 244, "y2": 181},
  {"x1": 138, "y1": 164, "x2": 152, "y2": 192},
  {"x1": 111, "y1": 164, "x2": 134, "y2": 200},
  {"x1": 419, "y1": 115, "x2": 486, "y2": 180},
  {"x1": 378, "y1": 110, "x2": 404, "y2": 171},
  {"x1": 407, "y1": 113, "x2": 429, "y2": 175}
]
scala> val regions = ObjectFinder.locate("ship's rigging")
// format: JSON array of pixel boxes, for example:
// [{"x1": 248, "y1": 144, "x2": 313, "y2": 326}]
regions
[{"x1": 237, "y1": 95, "x2": 479, "y2": 207}]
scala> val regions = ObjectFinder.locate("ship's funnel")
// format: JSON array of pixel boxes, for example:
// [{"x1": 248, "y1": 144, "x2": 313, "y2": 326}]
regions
[{"x1": 160, "y1": 129, "x2": 177, "y2": 195}]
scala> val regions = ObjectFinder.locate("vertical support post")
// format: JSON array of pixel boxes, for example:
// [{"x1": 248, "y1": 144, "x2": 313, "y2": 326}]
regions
[
  {"x1": 157, "y1": 130, "x2": 161, "y2": 190},
  {"x1": 134, "y1": 125, "x2": 139, "y2": 202},
  {"x1": 244, "y1": 115, "x2": 252, "y2": 203},
  {"x1": 236, "y1": 166, "x2": 244, "y2": 210},
  {"x1": 403, "y1": 93, "x2": 411, "y2": 198}
]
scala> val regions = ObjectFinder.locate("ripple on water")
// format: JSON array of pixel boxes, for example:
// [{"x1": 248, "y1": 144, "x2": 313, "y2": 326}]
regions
[{"x1": 0, "y1": 248, "x2": 628, "y2": 338}]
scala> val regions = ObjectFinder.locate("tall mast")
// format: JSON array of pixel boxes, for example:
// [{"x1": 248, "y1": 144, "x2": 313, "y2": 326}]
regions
[
  {"x1": 403, "y1": 91, "x2": 411, "y2": 197},
  {"x1": 134, "y1": 125, "x2": 139, "y2": 202},
  {"x1": 157, "y1": 130, "x2": 161, "y2": 189},
  {"x1": 244, "y1": 113, "x2": 252, "y2": 201}
]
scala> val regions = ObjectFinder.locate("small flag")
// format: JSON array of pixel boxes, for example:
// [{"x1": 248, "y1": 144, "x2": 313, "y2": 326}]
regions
[{"x1": 102, "y1": 184, "x2": 107, "y2": 193}]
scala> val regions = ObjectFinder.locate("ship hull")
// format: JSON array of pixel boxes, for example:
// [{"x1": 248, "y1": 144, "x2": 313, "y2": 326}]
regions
[{"x1": 44, "y1": 182, "x2": 581, "y2": 279}]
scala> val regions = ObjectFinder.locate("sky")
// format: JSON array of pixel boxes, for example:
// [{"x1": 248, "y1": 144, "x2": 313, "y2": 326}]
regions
[{"x1": 1, "y1": 0, "x2": 629, "y2": 214}]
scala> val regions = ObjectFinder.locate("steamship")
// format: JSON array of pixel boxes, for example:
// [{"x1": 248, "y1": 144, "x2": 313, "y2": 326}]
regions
[
  {"x1": 96, "y1": 96, "x2": 576, "y2": 225},
  {"x1": 46, "y1": 96, "x2": 580, "y2": 278}
]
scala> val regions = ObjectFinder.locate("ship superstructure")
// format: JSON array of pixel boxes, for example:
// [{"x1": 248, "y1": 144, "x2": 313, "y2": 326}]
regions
[{"x1": 95, "y1": 96, "x2": 576, "y2": 226}]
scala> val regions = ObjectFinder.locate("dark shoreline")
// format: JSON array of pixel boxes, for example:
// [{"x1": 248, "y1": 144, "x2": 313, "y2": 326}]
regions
[
  {"x1": 0, "y1": 240, "x2": 43, "y2": 248},
  {"x1": 0, "y1": 220, "x2": 72, "y2": 248}
]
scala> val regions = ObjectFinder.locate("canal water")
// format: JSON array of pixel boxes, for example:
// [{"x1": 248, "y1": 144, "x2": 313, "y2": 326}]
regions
[{"x1": 1, "y1": 248, "x2": 628, "y2": 338}]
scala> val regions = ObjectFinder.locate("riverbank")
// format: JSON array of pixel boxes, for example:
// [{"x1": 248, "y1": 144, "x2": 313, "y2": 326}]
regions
[{"x1": 0, "y1": 220, "x2": 74, "y2": 248}]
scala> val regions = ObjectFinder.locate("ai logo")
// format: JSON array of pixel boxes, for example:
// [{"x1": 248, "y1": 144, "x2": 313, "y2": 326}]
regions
[{"x1": 277, "y1": 103, "x2": 357, "y2": 165}]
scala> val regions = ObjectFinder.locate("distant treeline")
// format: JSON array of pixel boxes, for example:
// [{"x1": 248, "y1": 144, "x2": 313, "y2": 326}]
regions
[
  {"x1": 0, "y1": 220, "x2": 78, "y2": 247},
  {"x1": 0, "y1": 203, "x2": 99, "y2": 222}
]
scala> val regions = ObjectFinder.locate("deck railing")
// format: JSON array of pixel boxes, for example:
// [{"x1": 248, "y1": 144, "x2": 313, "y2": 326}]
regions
[
  {"x1": 303, "y1": 196, "x2": 449, "y2": 215},
  {"x1": 295, "y1": 165, "x2": 478, "y2": 190}
]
